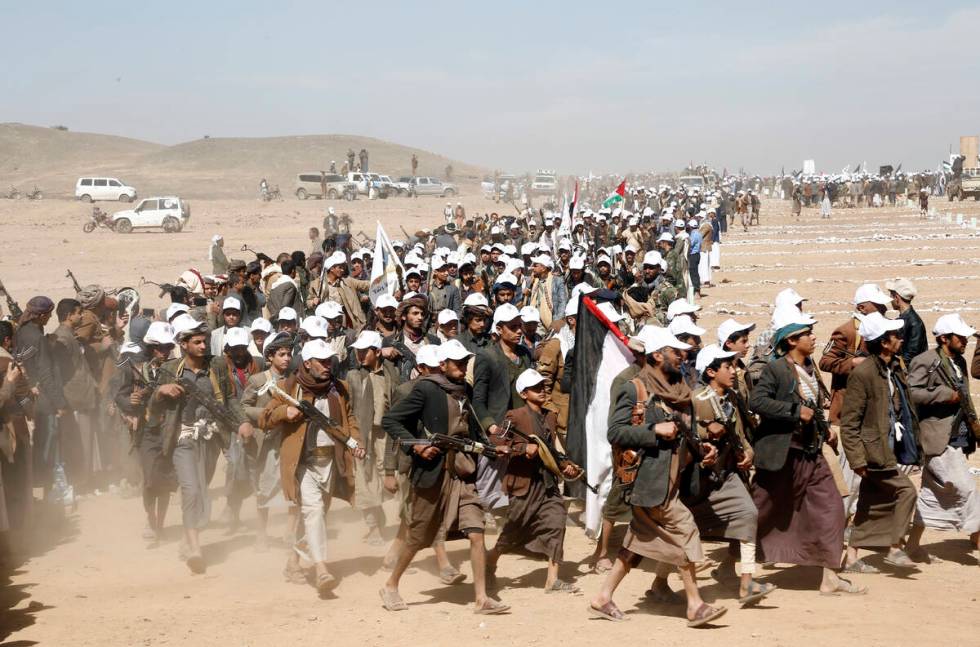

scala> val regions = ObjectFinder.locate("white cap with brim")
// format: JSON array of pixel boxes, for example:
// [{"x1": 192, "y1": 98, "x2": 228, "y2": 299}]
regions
[
  {"x1": 520, "y1": 306, "x2": 541, "y2": 324},
  {"x1": 223, "y1": 327, "x2": 250, "y2": 348},
  {"x1": 492, "y1": 303, "x2": 522, "y2": 329},
  {"x1": 569, "y1": 256, "x2": 585, "y2": 270},
  {"x1": 277, "y1": 307, "x2": 298, "y2": 322},
  {"x1": 439, "y1": 339, "x2": 473, "y2": 362},
  {"x1": 657, "y1": 232, "x2": 674, "y2": 243},
  {"x1": 325, "y1": 252, "x2": 347, "y2": 269},
  {"x1": 250, "y1": 317, "x2": 273, "y2": 334},
  {"x1": 172, "y1": 314, "x2": 207, "y2": 339},
  {"x1": 437, "y1": 309, "x2": 459, "y2": 325},
  {"x1": 375, "y1": 294, "x2": 399, "y2": 310},
  {"x1": 222, "y1": 296, "x2": 242, "y2": 312},
  {"x1": 300, "y1": 316, "x2": 328, "y2": 338},
  {"x1": 315, "y1": 301, "x2": 344, "y2": 320},
  {"x1": 666, "y1": 298, "x2": 700, "y2": 321},
  {"x1": 642, "y1": 250, "x2": 664, "y2": 267},
  {"x1": 669, "y1": 315, "x2": 706, "y2": 337},
  {"x1": 530, "y1": 254, "x2": 554, "y2": 269},
  {"x1": 885, "y1": 278, "x2": 916, "y2": 301},
  {"x1": 933, "y1": 313, "x2": 976, "y2": 337},
  {"x1": 771, "y1": 305, "x2": 816, "y2": 330},
  {"x1": 695, "y1": 344, "x2": 737, "y2": 375},
  {"x1": 350, "y1": 330, "x2": 383, "y2": 349},
  {"x1": 853, "y1": 283, "x2": 891, "y2": 307},
  {"x1": 301, "y1": 339, "x2": 335, "y2": 362},
  {"x1": 416, "y1": 344, "x2": 442, "y2": 368},
  {"x1": 717, "y1": 318, "x2": 756, "y2": 345},
  {"x1": 774, "y1": 288, "x2": 807, "y2": 310},
  {"x1": 515, "y1": 368, "x2": 546, "y2": 393},
  {"x1": 633, "y1": 325, "x2": 691, "y2": 354},
  {"x1": 463, "y1": 293, "x2": 490, "y2": 308},
  {"x1": 858, "y1": 312, "x2": 904, "y2": 342},
  {"x1": 144, "y1": 321, "x2": 175, "y2": 345}
]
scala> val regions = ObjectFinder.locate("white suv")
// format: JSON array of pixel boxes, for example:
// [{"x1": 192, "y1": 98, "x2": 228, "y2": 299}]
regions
[
  {"x1": 111, "y1": 196, "x2": 190, "y2": 233},
  {"x1": 75, "y1": 177, "x2": 138, "y2": 203}
]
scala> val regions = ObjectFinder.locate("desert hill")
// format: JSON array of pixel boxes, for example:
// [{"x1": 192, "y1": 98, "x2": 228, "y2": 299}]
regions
[{"x1": 0, "y1": 123, "x2": 487, "y2": 199}]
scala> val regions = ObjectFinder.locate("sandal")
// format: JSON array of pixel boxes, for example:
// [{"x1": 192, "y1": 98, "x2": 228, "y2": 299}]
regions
[
  {"x1": 283, "y1": 564, "x2": 307, "y2": 585},
  {"x1": 440, "y1": 566, "x2": 467, "y2": 585},
  {"x1": 883, "y1": 550, "x2": 918, "y2": 570},
  {"x1": 687, "y1": 603, "x2": 727, "y2": 628},
  {"x1": 739, "y1": 581, "x2": 777, "y2": 607},
  {"x1": 379, "y1": 588, "x2": 408, "y2": 612},
  {"x1": 545, "y1": 579, "x2": 581, "y2": 595},
  {"x1": 473, "y1": 599, "x2": 510, "y2": 615},
  {"x1": 588, "y1": 601, "x2": 627, "y2": 622},
  {"x1": 644, "y1": 586, "x2": 685, "y2": 605},
  {"x1": 590, "y1": 559, "x2": 613, "y2": 574},
  {"x1": 840, "y1": 559, "x2": 879, "y2": 575},
  {"x1": 820, "y1": 577, "x2": 868, "y2": 596}
]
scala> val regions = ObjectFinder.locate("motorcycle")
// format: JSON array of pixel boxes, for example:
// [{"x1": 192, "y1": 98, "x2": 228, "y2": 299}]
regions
[
  {"x1": 260, "y1": 185, "x2": 283, "y2": 202},
  {"x1": 26, "y1": 186, "x2": 43, "y2": 200},
  {"x1": 3, "y1": 186, "x2": 20, "y2": 199},
  {"x1": 82, "y1": 207, "x2": 114, "y2": 233}
]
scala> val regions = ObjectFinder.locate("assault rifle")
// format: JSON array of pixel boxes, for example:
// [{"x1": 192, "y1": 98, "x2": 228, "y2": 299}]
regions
[
  {"x1": 398, "y1": 432, "x2": 498, "y2": 459},
  {"x1": 257, "y1": 380, "x2": 362, "y2": 451},
  {"x1": 504, "y1": 421, "x2": 598, "y2": 494},
  {"x1": 800, "y1": 397, "x2": 831, "y2": 456},
  {"x1": 156, "y1": 365, "x2": 241, "y2": 446},
  {"x1": 932, "y1": 355, "x2": 980, "y2": 440},
  {"x1": 0, "y1": 278, "x2": 22, "y2": 320},
  {"x1": 66, "y1": 269, "x2": 82, "y2": 293}
]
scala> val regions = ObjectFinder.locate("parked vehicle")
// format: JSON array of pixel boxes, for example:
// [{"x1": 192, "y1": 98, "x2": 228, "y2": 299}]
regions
[
  {"x1": 25, "y1": 186, "x2": 43, "y2": 200},
  {"x1": 260, "y1": 184, "x2": 283, "y2": 201},
  {"x1": 82, "y1": 207, "x2": 114, "y2": 233},
  {"x1": 530, "y1": 170, "x2": 558, "y2": 195},
  {"x1": 110, "y1": 196, "x2": 190, "y2": 233},
  {"x1": 75, "y1": 177, "x2": 137, "y2": 202},
  {"x1": 410, "y1": 176, "x2": 457, "y2": 197},
  {"x1": 295, "y1": 173, "x2": 354, "y2": 200},
  {"x1": 947, "y1": 168, "x2": 980, "y2": 201},
  {"x1": 394, "y1": 176, "x2": 414, "y2": 195}
]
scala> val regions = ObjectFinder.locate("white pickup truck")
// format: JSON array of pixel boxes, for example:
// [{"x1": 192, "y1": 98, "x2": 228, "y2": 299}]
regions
[{"x1": 111, "y1": 196, "x2": 190, "y2": 233}]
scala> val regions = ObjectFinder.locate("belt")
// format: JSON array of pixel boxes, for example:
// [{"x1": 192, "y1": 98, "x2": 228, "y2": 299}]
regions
[{"x1": 308, "y1": 445, "x2": 333, "y2": 458}]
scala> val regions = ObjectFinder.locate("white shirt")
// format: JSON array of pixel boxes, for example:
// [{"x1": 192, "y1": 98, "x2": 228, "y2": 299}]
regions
[{"x1": 313, "y1": 396, "x2": 334, "y2": 447}]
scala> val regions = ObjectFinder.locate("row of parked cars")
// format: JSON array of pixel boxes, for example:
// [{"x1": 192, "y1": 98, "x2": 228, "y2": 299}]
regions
[{"x1": 294, "y1": 172, "x2": 457, "y2": 200}]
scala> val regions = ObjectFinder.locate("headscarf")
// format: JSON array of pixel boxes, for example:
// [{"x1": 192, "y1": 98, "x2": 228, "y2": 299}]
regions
[
  {"x1": 19, "y1": 296, "x2": 54, "y2": 325},
  {"x1": 295, "y1": 362, "x2": 335, "y2": 397},
  {"x1": 77, "y1": 284, "x2": 106, "y2": 309},
  {"x1": 398, "y1": 294, "x2": 429, "y2": 317},
  {"x1": 176, "y1": 269, "x2": 205, "y2": 296}
]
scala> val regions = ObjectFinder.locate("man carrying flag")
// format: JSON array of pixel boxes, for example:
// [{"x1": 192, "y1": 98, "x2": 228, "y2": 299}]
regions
[{"x1": 602, "y1": 180, "x2": 627, "y2": 210}]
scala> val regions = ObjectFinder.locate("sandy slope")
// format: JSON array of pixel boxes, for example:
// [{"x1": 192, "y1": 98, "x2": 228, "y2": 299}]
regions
[{"x1": 2, "y1": 195, "x2": 980, "y2": 646}]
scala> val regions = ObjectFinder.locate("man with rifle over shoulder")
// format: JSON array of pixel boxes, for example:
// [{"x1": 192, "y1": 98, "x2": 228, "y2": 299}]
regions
[
  {"x1": 258, "y1": 338, "x2": 365, "y2": 595},
  {"x1": 380, "y1": 339, "x2": 510, "y2": 615},
  {"x1": 148, "y1": 314, "x2": 254, "y2": 574},
  {"x1": 114, "y1": 322, "x2": 178, "y2": 547},
  {"x1": 906, "y1": 313, "x2": 980, "y2": 564}
]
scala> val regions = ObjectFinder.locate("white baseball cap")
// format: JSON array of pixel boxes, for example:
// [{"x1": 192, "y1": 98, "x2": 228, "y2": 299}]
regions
[
  {"x1": 463, "y1": 293, "x2": 490, "y2": 308},
  {"x1": 492, "y1": 303, "x2": 522, "y2": 328},
  {"x1": 774, "y1": 288, "x2": 807, "y2": 310},
  {"x1": 569, "y1": 255, "x2": 585, "y2": 270},
  {"x1": 300, "y1": 338, "x2": 336, "y2": 362},
  {"x1": 494, "y1": 272, "x2": 519, "y2": 288},
  {"x1": 716, "y1": 318, "x2": 756, "y2": 345},
  {"x1": 885, "y1": 278, "x2": 916, "y2": 301},
  {"x1": 666, "y1": 298, "x2": 700, "y2": 321},
  {"x1": 223, "y1": 327, "x2": 250, "y2": 348},
  {"x1": 350, "y1": 330, "x2": 383, "y2": 349},
  {"x1": 515, "y1": 368, "x2": 546, "y2": 393},
  {"x1": 853, "y1": 283, "x2": 891, "y2": 307},
  {"x1": 633, "y1": 325, "x2": 691, "y2": 354},
  {"x1": 324, "y1": 251, "x2": 347, "y2": 269},
  {"x1": 771, "y1": 304, "x2": 816, "y2": 330},
  {"x1": 416, "y1": 344, "x2": 442, "y2": 368},
  {"x1": 656, "y1": 232, "x2": 674, "y2": 243},
  {"x1": 143, "y1": 321, "x2": 175, "y2": 346},
  {"x1": 300, "y1": 316, "x2": 329, "y2": 338},
  {"x1": 221, "y1": 297, "x2": 241, "y2": 312},
  {"x1": 642, "y1": 250, "x2": 664, "y2": 267},
  {"x1": 530, "y1": 254, "x2": 554, "y2": 269},
  {"x1": 858, "y1": 312, "x2": 904, "y2": 342},
  {"x1": 669, "y1": 315, "x2": 706, "y2": 337},
  {"x1": 932, "y1": 313, "x2": 976, "y2": 337},
  {"x1": 165, "y1": 303, "x2": 189, "y2": 321},
  {"x1": 277, "y1": 307, "x2": 298, "y2": 322},
  {"x1": 172, "y1": 314, "x2": 207, "y2": 339},
  {"x1": 431, "y1": 256, "x2": 447, "y2": 271},
  {"x1": 695, "y1": 344, "x2": 737, "y2": 375},
  {"x1": 437, "y1": 309, "x2": 459, "y2": 325},
  {"x1": 519, "y1": 306, "x2": 541, "y2": 324},
  {"x1": 375, "y1": 294, "x2": 399, "y2": 310},
  {"x1": 315, "y1": 301, "x2": 344, "y2": 320},
  {"x1": 250, "y1": 317, "x2": 272, "y2": 334},
  {"x1": 439, "y1": 339, "x2": 473, "y2": 362}
]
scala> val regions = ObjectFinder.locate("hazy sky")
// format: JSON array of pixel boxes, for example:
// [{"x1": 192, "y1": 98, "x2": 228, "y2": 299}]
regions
[{"x1": 4, "y1": 1, "x2": 978, "y2": 175}]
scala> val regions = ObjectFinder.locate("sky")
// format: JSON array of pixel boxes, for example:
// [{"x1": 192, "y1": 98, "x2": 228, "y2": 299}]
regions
[{"x1": 3, "y1": 1, "x2": 979, "y2": 175}]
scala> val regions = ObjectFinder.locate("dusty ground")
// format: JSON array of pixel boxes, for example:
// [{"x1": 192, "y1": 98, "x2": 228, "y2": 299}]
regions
[{"x1": 2, "y1": 193, "x2": 980, "y2": 646}]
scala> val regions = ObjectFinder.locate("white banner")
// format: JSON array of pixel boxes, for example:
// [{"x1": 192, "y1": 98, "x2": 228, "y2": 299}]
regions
[{"x1": 369, "y1": 222, "x2": 404, "y2": 305}]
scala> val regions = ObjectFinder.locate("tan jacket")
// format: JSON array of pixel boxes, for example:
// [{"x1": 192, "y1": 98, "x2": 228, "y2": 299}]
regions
[{"x1": 536, "y1": 336, "x2": 569, "y2": 434}]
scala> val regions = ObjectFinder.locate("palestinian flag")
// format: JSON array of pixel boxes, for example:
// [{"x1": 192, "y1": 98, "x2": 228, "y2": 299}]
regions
[
  {"x1": 601, "y1": 180, "x2": 626, "y2": 209},
  {"x1": 565, "y1": 291, "x2": 635, "y2": 536}
]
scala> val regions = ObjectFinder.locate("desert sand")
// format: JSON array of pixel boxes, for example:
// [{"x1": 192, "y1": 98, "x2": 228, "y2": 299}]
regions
[{"x1": 1, "y1": 186, "x2": 980, "y2": 646}]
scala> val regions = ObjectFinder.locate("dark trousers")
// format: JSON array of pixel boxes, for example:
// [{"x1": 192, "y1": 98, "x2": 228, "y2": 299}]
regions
[{"x1": 688, "y1": 253, "x2": 701, "y2": 293}]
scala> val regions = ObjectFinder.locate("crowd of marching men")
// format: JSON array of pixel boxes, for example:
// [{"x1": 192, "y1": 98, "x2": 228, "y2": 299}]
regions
[{"x1": 0, "y1": 193, "x2": 977, "y2": 627}]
